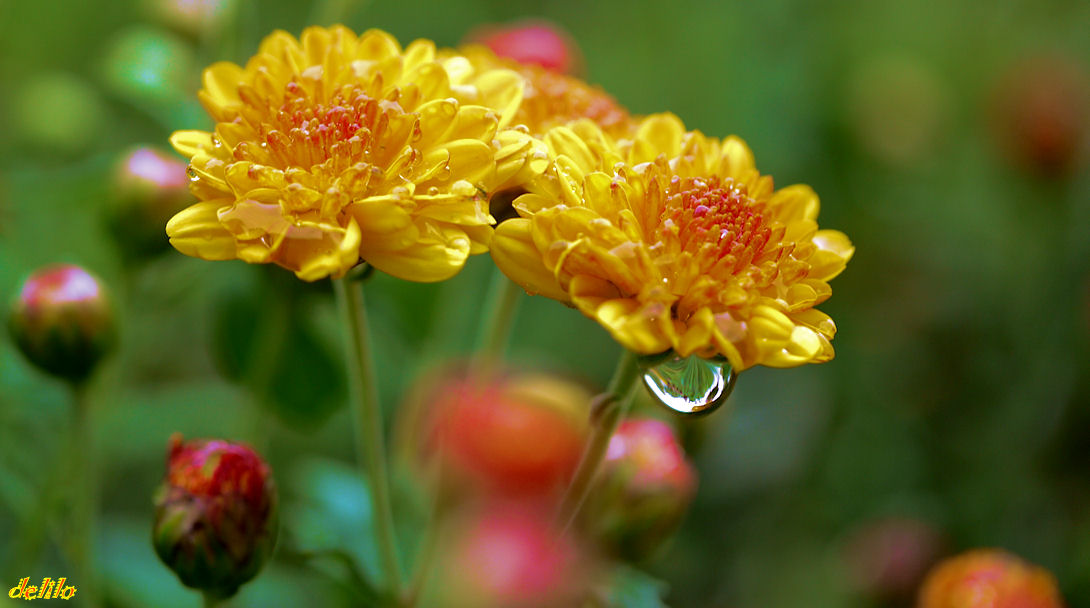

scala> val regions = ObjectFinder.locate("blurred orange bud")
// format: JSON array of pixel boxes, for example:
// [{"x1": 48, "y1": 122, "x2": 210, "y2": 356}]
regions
[
  {"x1": 465, "y1": 19, "x2": 583, "y2": 75},
  {"x1": 433, "y1": 501, "x2": 594, "y2": 607},
  {"x1": 992, "y1": 54, "x2": 1089, "y2": 177},
  {"x1": 420, "y1": 368, "x2": 590, "y2": 497},
  {"x1": 917, "y1": 549, "x2": 1065, "y2": 608},
  {"x1": 8, "y1": 264, "x2": 115, "y2": 382},
  {"x1": 583, "y1": 418, "x2": 696, "y2": 561},
  {"x1": 843, "y1": 517, "x2": 944, "y2": 603}
]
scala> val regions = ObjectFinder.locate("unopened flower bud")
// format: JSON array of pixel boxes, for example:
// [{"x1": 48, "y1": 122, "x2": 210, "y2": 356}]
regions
[
  {"x1": 152, "y1": 435, "x2": 278, "y2": 600},
  {"x1": 142, "y1": 0, "x2": 233, "y2": 38},
  {"x1": 918, "y1": 549, "x2": 1065, "y2": 608},
  {"x1": 842, "y1": 517, "x2": 944, "y2": 603},
  {"x1": 110, "y1": 146, "x2": 192, "y2": 256},
  {"x1": 992, "y1": 55, "x2": 1089, "y2": 177},
  {"x1": 466, "y1": 20, "x2": 583, "y2": 75},
  {"x1": 432, "y1": 502, "x2": 593, "y2": 608},
  {"x1": 583, "y1": 418, "x2": 696, "y2": 562},
  {"x1": 421, "y1": 368, "x2": 589, "y2": 496},
  {"x1": 8, "y1": 264, "x2": 115, "y2": 382}
]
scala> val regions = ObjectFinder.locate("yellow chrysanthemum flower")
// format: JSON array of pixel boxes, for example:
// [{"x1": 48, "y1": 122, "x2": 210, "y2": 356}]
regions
[
  {"x1": 168, "y1": 26, "x2": 538, "y2": 282},
  {"x1": 449, "y1": 45, "x2": 632, "y2": 137},
  {"x1": 491, "y1": 114, "x2": 854, "y2": 371}
]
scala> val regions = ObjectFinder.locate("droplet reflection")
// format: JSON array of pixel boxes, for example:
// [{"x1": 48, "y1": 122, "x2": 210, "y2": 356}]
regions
[{"x1": 640, "y1": 352, "x2": 736, "y2": 415}]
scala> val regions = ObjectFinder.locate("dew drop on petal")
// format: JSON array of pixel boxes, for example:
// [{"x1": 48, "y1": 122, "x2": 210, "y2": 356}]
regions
[
  {"x1": 640, "y1": 352, "x2": 736, "y2": 415},
  {"x1": 186, "y1": 165, "x2": 199, "y2": 182}
]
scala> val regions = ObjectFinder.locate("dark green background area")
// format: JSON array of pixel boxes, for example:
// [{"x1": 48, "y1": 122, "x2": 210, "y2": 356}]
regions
[{"x1": 1, "y1": 0, "x2": 1089, "y2": 606}]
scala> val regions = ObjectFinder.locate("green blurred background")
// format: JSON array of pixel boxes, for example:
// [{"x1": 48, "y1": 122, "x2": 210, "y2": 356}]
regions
[{"x1": 1, "y1": 0, "x2": 1089, "y2": 606}]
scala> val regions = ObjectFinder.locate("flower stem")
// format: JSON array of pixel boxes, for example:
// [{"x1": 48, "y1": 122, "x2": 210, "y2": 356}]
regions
[
  {"x1": 334, "y1": 275, "x2": 402, "y2": 596},
  {"x1": 402, "y1": 468, "x2": 447, "y2": 608},
  {"x1": 557, "y1": 350, "x2": 642, "y2": 530},
  {"x1": 473, "y1": 268, "x2": 522, "y2": 366},
  {"x1": 202, "y1": 592, "x2": 220, "y2": 608},
  {"x1": 69, "y1": 381, "x2": 98, "y2": 607}
]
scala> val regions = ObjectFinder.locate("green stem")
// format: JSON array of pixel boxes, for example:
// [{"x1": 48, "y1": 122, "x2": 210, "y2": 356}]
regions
[
  {"x1": 69, "y1": 382, "x2": 98, "y2": 607},
  {"x1": 556, "y1": 350, "x2": 642, "y2": 530},
  {"x1": 334, "y1": 275, "x2": 403, "y2": 596},
  {"x1": 473, "y1": 268, "x2": 522, "y2": 366},
  {"x1": 202, "y1": 591, "x2": 221, "y2": 608},
  {"x1": 402, "y1": 471, "x2": 446, "y2": 608}
]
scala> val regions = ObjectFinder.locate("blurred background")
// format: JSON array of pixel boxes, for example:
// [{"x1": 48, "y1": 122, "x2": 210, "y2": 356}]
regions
[{"x1": 1, "y1": 0, "x2": 1089, "y2": 606}]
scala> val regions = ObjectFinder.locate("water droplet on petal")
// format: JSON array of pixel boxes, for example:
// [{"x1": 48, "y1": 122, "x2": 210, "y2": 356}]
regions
[
  {"x1": 185, "y1": 165, "x2": 199, "y2": 182},
  {"x1": 640, "y1": 352, "x2": 736, "y2": 415}
]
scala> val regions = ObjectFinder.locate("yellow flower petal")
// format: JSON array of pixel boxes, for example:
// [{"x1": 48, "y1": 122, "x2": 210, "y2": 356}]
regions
[
  {"x1": 491, "y1": 219, "x2": 569, "y2": 300},
  {"x1": 166, "y1": 200, "x2": 238, "y2": 260},
  {"x1": 808, "y1": 230, "x2": 855, "y2": 279},
  {"x1": 200, "y1": 62, "x2": 244, "y2": 110},
  {"x1": 170, "y1": 130, "x2": 214, "y2": 157},
  {"x1": 169, "y1": 26, "x2": 528, "y2": 282},
  {"x1": 494, "y1": 114, "x2": 851, "y2": 370},
  {"x1": 364, "y1": 230, "x2": 471, "y2": 283},
  {"x1": 630, "y1": 113, "x2": 685, "y2": 164}
]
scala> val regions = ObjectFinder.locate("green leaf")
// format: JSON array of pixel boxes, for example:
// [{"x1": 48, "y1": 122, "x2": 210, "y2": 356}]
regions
[
  {"x1": 211, "y1": 275, "x2": 345, "y2": 430},
  {"x1": 284, "y1": 458, "x2": 382, "y2": 587},
  {"x1": 604, "y1": 566, "x2": 670, "y2": 608}
]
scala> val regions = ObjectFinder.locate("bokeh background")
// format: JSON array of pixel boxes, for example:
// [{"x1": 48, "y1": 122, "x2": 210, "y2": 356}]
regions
[{"x1": 2, "y1": 0, "x2": 1090, "y2": 606}]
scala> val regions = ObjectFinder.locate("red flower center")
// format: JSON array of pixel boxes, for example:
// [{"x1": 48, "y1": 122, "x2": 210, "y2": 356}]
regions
[{"x1": 663, "y1": 176, "x2": 772, "y2": 275}]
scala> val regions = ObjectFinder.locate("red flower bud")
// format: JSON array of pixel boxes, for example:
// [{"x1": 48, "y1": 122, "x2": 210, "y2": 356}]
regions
[
  {"x1": 420, "y1": 368, "x2": 589, "y2": 496},
  {"x1": 152, "y1": 435, "x2": 278, "y2": 600},
  {"x1": 584, "y1": 418, "x2": 696, "y2": 562},
  {"x1": 8, "y1": 264, "x2": 115, "y2": 382},
  {"x1": 433, "y1": 502, "x2": 593, "y2": 608},
  {"x1": 466, "y1": 20, "x2": 583, "y2": 75},
  {"x1": 918, "y1": 549, "x2": 1065, "y2": 608},
  {"x1": 110, "y1": 146, "x2": 192, "y2": 256}
]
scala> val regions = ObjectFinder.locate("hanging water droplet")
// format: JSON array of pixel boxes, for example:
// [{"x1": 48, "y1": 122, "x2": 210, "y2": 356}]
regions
[
  {"x1": 185, "y1": 165, "x2": 199, "y2": 182},
  {"x1": 640, "y1": 352, "x2": 736, "y2": 415}
]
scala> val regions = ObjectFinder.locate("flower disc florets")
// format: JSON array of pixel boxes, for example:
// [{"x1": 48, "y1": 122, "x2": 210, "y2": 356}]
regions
[
  {"x1": 491, "y1": 114, "x2": 854, "y2": 370},
  {"x1": 168, "y1": 26, "x2": 536, "y2": 281}
]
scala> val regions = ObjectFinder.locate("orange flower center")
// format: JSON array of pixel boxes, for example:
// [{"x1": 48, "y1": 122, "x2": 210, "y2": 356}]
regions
[
  {"x1": 233, "y1": 82, "x2": 416, "y2": 175},
  {"x1": 663, "y1": 176, "x2": 772, "y2": 275},
  {"x1": 520, "y1": 67, "x2": 628, "y2": 133}
]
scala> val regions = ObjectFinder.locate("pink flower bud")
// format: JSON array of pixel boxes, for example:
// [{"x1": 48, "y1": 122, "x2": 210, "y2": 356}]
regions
[
  {"x1": 466, "y1": 20, "x2": 583, "y2": 75},
  {"x1": 111, "y1": 146, "x2": 192, "y2": 256},
  {"x1": 8, "y1": 264, "x2": 115, "y2": 382},
  {"x1": 584, "y1": 418, "x2": 696, "y2": 561},
  {"x1": 143, "y1": 0, "x2": 233, "y2": 38},
  {"x1": 842, "y1": 517, "x2": 944, "y2": 602},
  {"x1": 152, "y1": 435, "x2": 278, "y2": 600},
  {"x1": 434, "y1": 502, "x2": 593, "y2": 607}
]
